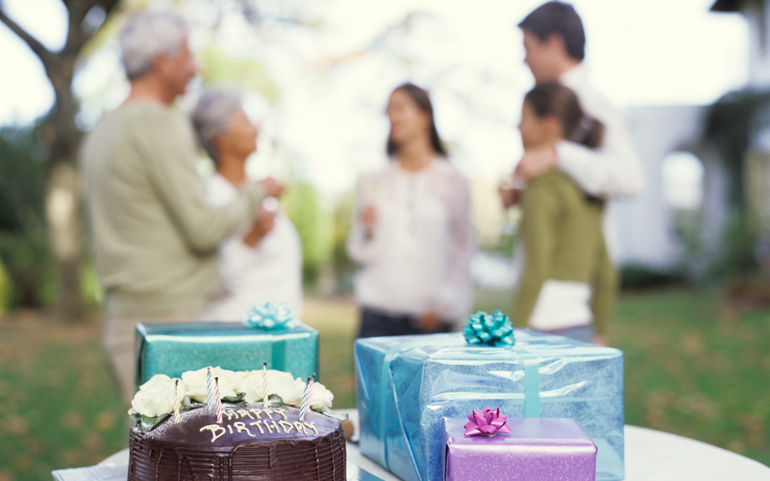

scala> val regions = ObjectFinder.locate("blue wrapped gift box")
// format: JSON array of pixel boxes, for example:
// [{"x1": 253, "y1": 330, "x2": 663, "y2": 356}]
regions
[
  {"x1": 135, "y1": 322, "x2": 318, "y2": 389},
  {"x1": 354, "y1": 329, "x2": 624, "y2": 481}
]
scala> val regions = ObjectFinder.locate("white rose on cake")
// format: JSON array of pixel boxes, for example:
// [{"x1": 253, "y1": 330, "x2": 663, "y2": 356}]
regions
[
  {"x1": 241, "y1": 369, "x2": 295, "y2": 403},
  {"x1": 129, "y1": 374, "x2": 184, "y2": 418},
  {"x1": 270, "y1": 377, "x2": 304, "y2": 406},
  {"x1": 309, "y1": 381, "x2": 334, "y2": 412},
  {"x1": 182, "y1": 367, "x2": 242, "y2": 402}
]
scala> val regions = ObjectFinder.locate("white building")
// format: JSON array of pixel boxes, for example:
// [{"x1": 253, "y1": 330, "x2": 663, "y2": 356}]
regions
[{"x1": 613, "y1": 0, "x2": 761, "y2": 270}]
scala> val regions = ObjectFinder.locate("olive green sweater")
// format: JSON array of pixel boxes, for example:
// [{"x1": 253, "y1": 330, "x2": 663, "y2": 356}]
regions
[
  {"x1": 512, "y1": 172, "x2": 616, "y2": 334},
  {"x1": 81, "y1": 102, "x2": 263, "y2": 319}
]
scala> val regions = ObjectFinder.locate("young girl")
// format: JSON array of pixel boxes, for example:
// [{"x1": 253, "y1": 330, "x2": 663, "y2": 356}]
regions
[{"x1": 511, "y1": 82, "x2": 616, "y2": 344}]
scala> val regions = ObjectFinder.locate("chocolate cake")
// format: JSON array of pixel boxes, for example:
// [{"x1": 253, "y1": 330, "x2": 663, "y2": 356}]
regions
[{"x1": 128, "y1": 403, "x2": 346, "y2": 481}]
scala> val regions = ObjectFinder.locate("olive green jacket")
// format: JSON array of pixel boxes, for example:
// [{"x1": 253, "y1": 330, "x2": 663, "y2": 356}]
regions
[{"x1": 512, "y1": 172, "x2": 616, "y2": 334}]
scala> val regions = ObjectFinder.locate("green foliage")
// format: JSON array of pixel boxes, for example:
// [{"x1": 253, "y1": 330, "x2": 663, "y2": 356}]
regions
[
  {"x1": 0, "y1": 123, "x2": 57, "y2": 308},
  {"x1": 703, "y1": 88, "x2": 770, "y2": 208},
  {"x1": 0, "y1": 258, "x2": 9, "y2": 314},
  {"x1": 281, "y1": 181, "x2": 334, "y2": 286},
  {"x1": 708, "y1": 209, "x2": 760, "y2": 279},
  {"x1": 331, "y1": 189, "x2": 356, "y2": 293},
  {"x1": 198, "y1": 43, "x2": 281, "y2": 103},
  {"x1": 619, "y1": 263, "x2": 686, "y2": 291}
]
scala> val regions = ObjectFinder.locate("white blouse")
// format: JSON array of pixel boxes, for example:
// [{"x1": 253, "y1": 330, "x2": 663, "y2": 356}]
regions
[
  {"x1": 201, "y1": 173, "x2": 303, "y2": 321},
  {"x1": 347, "y1": 159, "x2": 475, "y2": 325}
]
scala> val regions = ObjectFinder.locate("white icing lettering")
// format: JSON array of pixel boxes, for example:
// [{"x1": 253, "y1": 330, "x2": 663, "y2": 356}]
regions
[
  {"x1": 237, "y1": 409, "x2": 254, "y2": 420},
  {"x1": 250, "y1": 409, "x2": 263, "y2": 419},
  {"x1": 273, "y1": 408, "x2": 287, "y2": 420},
  {"x1": 303, "y1": 422, "x2": 318, "y2": 436},
  {"x1": 200, "y1": 424, "x2": 226, "y2": 442},
  {"x1": 278, "y1": 420, "x2": 293, "y2": 434},
  {"x1": 269, "y1": 420, "x2": 280, "y2": 433},
  {"x1": 263, "y1": 420, "x2": 273, "y2": 433},
  {"x1": 293, "y1": 421, "x2": 307, "y2": 435},
  {"x1": 263, "y1": 409, "x2": 274, "y2": 420},
  {"x1": 249, "y1": 420, "x2": 265, "y2": 434},
  {"x1": 223, "y1": 410, "x2": 238, "y2": 421},
  {"x1": 233, "y1": 422, "x2": 256, "y2": 437},
  {"x1": 227, "y1": 424, "x2": 233, "y2": 434}
]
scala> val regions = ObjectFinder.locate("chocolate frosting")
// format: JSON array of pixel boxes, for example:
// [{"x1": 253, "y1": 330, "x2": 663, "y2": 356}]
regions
[{"x1": 128, "y1": 403, "x2": 346, "y2": 481}]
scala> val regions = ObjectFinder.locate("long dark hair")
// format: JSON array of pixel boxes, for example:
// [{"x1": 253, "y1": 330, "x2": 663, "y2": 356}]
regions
[
  {"x1": 524, "y1": 82, "x2": 604, "y2": 148},
  {"x1": 386, "y1": 83, "x2": 447, "y2": 157}
]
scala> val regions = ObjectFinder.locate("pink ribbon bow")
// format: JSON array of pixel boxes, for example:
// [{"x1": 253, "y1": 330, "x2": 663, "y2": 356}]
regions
[{"x1": 463, "y1": 407, "x2": 512, "y2": 436}]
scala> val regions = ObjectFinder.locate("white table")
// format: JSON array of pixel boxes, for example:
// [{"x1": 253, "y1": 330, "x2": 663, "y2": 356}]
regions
[{"x1": 101, "y1": 409, "x2": 770, "y2": 480}]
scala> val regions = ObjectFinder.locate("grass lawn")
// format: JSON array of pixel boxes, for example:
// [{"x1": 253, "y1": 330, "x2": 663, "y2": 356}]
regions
[{"x1": 0, "y1": 288, "x2": 768, "y2": 481}]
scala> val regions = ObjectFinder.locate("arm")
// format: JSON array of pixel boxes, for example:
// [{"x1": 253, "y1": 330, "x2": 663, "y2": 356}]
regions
[
  {"x1": 346, "y1": 175, "x2": 384, "y2": 265},
  {"x1": 555, "y1": 105, "x2": 644, "y2": 199},
  {"x1": 511, "y1": 183, "x2": 557, "y2": 328},
  {"x1": 428, "y1": 173, "x2": 475, "y2": 324},
  {"x1": 142, "y1": 112, "x2": 263, "y2": 254}
]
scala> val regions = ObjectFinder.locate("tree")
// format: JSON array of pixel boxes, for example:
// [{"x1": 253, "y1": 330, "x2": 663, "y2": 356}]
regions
[{"x1": 0, "y1": 0, "x2": 121, "y2": 320}]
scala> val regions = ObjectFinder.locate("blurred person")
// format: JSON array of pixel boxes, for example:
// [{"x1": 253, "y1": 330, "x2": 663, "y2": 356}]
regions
[
  {"x1": 347, "y1": 83, "x2": 474, "y2": 338},
  {"x1": 509, "y1": 1, "x2": 644, "y2": 258},
  {"x1": 191, "y1": 89, "x2": 302, "y2": 319},
  {"x1": 501, "y1": 1, "x2": 644, "y2": 345},
  {"x1": 512, "y1": 82, "x2": 616, "y2": 344},
  {"x1": 80, "y1": 11, "x2": 282, "y2": 404}
]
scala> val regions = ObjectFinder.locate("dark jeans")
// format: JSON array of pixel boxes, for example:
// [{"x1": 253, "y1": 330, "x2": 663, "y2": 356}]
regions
[{"x1": 357, "y1": 307, "x2": 453, "y2": 338}]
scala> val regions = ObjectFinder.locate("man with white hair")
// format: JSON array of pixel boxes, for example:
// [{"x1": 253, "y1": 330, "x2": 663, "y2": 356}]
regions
[{"x1": 80, "y1": 10, "x2": 282, "y2": 403}]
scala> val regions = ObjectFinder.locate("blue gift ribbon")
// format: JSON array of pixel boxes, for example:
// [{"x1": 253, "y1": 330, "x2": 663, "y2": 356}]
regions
[
  {"x1": 243, "y1": 302, "x2": 297, "y2": 330},
  {"x1": 377, "y1": 338, "x2": 541, "y2": 477}
]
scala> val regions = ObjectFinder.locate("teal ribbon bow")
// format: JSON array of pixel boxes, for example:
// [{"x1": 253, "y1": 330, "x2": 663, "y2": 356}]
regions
[
  {"x1": 463, "y1": 310, "x2": 515, "y2": 347},
  {"x1": 244, "y1": 302, "x2": 297, "y2": 330}
]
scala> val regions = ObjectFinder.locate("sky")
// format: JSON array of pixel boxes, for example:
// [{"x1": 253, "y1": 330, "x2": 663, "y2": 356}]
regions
[{"x1": 0, "y1": 0, "x2": 750, "y2": 194}]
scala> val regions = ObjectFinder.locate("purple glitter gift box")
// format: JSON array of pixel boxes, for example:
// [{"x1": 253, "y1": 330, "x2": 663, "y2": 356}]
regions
[{"x1": 441, "y1": 417, "x2": 597, "y2": 481}]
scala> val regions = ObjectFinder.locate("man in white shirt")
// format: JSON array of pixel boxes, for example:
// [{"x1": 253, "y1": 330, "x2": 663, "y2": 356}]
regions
[{"x1": 515, "y1": 1, "x2": 644, "y2": 202}]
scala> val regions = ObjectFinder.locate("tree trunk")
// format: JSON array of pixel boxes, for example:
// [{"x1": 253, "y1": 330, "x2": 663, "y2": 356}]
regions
[
  {"x1": 1, "y1": 0, "x2": 122, "y2": 320},
  {"x1": 45, "y1": 58, "x2": 86, "y2": 321}
]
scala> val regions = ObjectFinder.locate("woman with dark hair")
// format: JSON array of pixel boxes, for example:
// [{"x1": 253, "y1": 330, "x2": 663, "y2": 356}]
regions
[
  {"x1": 508, "y1": 82, "x2": 615, "y2": 344},
  {"x1": 347, "y1": 83, "x2": 474, "y2": 338}
]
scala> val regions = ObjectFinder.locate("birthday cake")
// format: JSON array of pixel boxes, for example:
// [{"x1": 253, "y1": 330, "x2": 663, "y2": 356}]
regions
[{"x1": 126, "y1": 367, "x2": 345, "y2": 481}]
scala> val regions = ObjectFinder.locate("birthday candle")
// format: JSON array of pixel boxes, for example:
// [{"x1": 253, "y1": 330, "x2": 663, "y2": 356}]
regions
[
  {"x1": 173, "y1": 380, "x2": 181, "y2": 423},
  {"x1": 262, "y1": 362, "x2": 268, "y2": 405},
  {"x1": 215, "y1": 377, "x2": 223, "y2": 424},
  {"x1": 298, "y1": 374, "x2": 315, "y2": 422},
  {"x1": 206, "y1": 368, "x2": 214, "y2": 413}
]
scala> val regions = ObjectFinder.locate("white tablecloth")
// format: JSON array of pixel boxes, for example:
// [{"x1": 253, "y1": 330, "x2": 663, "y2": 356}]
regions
[{"x1": 99, "y1": 409, "x2": 770, "y2": 480}]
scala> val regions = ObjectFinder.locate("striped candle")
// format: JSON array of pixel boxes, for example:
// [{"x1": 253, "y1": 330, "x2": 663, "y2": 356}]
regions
[
  {"x1": 173, "y1": 380, "x2": 181, "y2": 423},
  {"x1": 298, "y1": 373, "x2": 315, "y2": 422},
  {"x1": 215, "y1": 377, "x2": 223, "y2": 424},
  {"x1": 262, "y1": 362, "x2": 268, "y2": 405},
  {"x1": 206, "y1": 368, "x2": 214, "y2": 413}
]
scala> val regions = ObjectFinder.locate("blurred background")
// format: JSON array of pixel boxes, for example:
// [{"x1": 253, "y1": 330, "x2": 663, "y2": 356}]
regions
[{"x1": 1, "y1": 0, "x2": 769, "y2": 479}]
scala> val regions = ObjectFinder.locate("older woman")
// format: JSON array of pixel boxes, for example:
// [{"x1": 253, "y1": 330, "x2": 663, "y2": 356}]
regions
[{"x1": 191, "y1": 89, "x2": 303, "y2": 319}]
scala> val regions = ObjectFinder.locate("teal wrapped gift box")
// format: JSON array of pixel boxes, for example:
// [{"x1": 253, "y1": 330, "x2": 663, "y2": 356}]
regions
[{"x1": 135, "y1": 322, "x2": 318, "y2": 389}]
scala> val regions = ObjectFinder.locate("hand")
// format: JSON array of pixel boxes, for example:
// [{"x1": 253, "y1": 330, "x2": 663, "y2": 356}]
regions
[
  {"x1": 243, "y1": 205, "x2": 276, "y2": 247},
  {"x1": 592, "y1": 333, "x2": 608, "y2": 346},
  {"x1": 257, "y1": 177, "x2": 284, "y2": 198},
  {"x1": 361, "y1": 205, "x2": 377, "y2": 229},
  {"x1": 499, "y1": 186, "x2": 521, "y2": 209},
  {"x1": 515, "y1": 146, "x2": 558, "y2": 181},
  {"x1": 414, "y1": 311, "x2": 444, "y2": 333}
]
